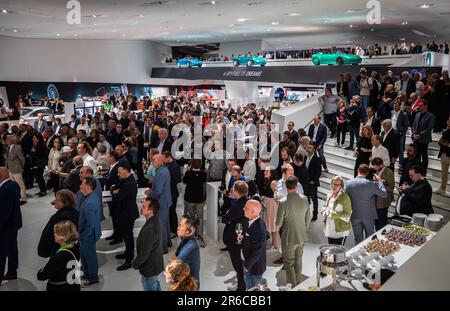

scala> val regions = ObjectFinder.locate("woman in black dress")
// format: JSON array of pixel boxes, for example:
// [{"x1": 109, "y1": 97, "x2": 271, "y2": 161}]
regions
[
  {"x1": 354, "y1": 125, "x2": 373, "y2": 177},
  {"x1": 37, "y1": 220, "x2": 81, "y2": 291},
  {"x1": 31, "y1": 133, "x2": 48, "y2": 197}
]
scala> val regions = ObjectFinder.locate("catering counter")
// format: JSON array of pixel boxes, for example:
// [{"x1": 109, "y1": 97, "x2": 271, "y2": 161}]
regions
[{"x1": 293, "y1": 224, "x2": 438, "y2": 291}]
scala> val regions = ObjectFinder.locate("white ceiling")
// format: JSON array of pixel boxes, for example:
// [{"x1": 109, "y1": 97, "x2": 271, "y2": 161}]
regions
[{"x1": 0, "y1": 0, "x2": 449, "y2": 46}]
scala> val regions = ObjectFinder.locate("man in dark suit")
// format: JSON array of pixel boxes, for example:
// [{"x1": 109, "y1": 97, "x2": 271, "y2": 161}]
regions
[
  {"x1": 399, "y1": 144, "x2": 422, "y2": 186},
  {"x1": 399, "y1": 165, "x2": 433, "y2": 216},
  {"x1": 308, "y1": 115, "x2": 328, "y2": 171},
  {"x1": 293, "y1": 153, "x2": 309, "y2": 196},
  {"x1": 238, "y1": 199, "x2": 267, "y2": 290},
  {"x1": 19, "y1": 124, "x2": 34, "y2": 188},
  {"x1": 305, "y1": 143, "x2": 322, "y2": 221},
  {"x1": 106, "y1": 121, "x2": 123, "y2": 150},
  {"x1": 412, "y1": 101, "x2": 435, "y2": 175},
  {"x1": 391, "y1": 101, "x2": 409, "y2": 162},
  {"x1": 143, "y1": 117, "x2": 159, "y2": 149},
  {"x1": 287, "y1": 121, "x2": 299, "y2": 144},
  {"x1": 163, "y1": 151, "x2": 181, "y2": 238},
  {"x1": 365, "y1": 106, "x2": 381, "y2": 135},
  {"x1": 103, "y1": 151, "x2": 126, "y2": 244},
  {"x1": 135, "y1": 126, "x2": 146, "y2": 186},
  {"x1": 112, "y1": 164, "x2": 139, "y2": 271},
  {"x1": 156, "y1": 128, "x2": 172, "y2": 154},
  {"x1": 381, "y1": 119, "x2": 400, "y2": 171},
  {"x1": 33, "y1": 112, "x2": 46, "y2": 134},
  {"x1": 0, "y1": 167, "x2": 22, "y2": 284},
  {"x1": 394, "y1": 71, "x2": 416, "y2": 98},
  {"x1": 221, "y1": 181, "x2": 248, "y2": 291}
]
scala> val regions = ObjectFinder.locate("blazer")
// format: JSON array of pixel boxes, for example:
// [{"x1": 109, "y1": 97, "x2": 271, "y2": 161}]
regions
[
  {"x1": 381, "y1": 129, "x2": 400, "y2": 160},
  {"x1": 394, "y1": 79, "x2": 416, "y2": 97},
  {"x1": 37, "y1": 207, "x2": 79, "y2": 258},
  {"x1": 0, "y1": 180, "x2": 22, "y2": 234},
  {"x1": 156, "y1": 138, "x2": 173, "y2": 153},
  {"x1": 5, "y1": 144, "x2": 25, "y2": 174},
  {"x1": 321, "y1": 192, "x2": 352, "y2": 233},
  {"x1": 400, "y1": 178, "x2": 434, "y2": 216},
  {"x1": 112, "y1": 175, "x2": 139, "y2": 221},
  {"x1": 308, "y1": 123, "x2": 327, "y2": 146},
  {"x1": 34, "y1": 119, "x2": 46, "y2": 133},
  {"x1": 288, "y1": 130, "x2": 299, "y2": 145},
  {"x1": 307, "y1": 152, "x2": 322, "y2": 186},
  {"x1": 392, "y1": 110, "x2": 409, "y2": 135},
  {"x1": 221, "y1": 196, "x2": 248, "y2": 246},
  {"x1": 132, "y1": 215, "x2": 164, "y2": 277},
  {"x1": 241, "y1": 217, "x2": 267, "y2": 276},
  {"x1": 78, "y1": 192, "x2": 102, "y2": 242},
  {"x1": 148, "y1": 166, "x2": 172, "y2": 211},
  {"x1": 104, "y1": 158, "x2": 127, "y2": 190},
  {"x1": 276, "y1": 192, "x2": 310, "y2": 246},
  {"x1": 365, "y1": 116, "x2": 381, "y2": 135},
  {"x1": 412, "y1": 111, "x2": 435, "y2": 144},
  {"x1": 376, "y1": 167, "x2": 395, "y2": 208},
  {"x1": 175, "y1": 236, "x2": 201, "y2": 281},
  {"x1": 345, "y1": 176, "x2": 387, "y2": 221}
]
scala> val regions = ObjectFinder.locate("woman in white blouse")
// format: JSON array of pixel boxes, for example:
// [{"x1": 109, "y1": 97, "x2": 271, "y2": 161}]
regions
[
  {"x1": 321, "y1": 176, "x2": 352, "y2": 246},
  {"x1": 47, "y1": 137, "x2": 63, "y2": 193}
]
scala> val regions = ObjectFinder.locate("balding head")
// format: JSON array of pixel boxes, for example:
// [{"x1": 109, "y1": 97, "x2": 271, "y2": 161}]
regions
[
  {"x1": 0, "y1": 167, "x2": 10, "y2": 183},
  {"x1": 244, "y1": 199, "x2": 261, "y2": 220}
]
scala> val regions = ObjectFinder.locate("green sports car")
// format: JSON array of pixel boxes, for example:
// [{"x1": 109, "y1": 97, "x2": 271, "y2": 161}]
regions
[{"x1": 311, "y1": 52, "x2": 362, "y2": 65}]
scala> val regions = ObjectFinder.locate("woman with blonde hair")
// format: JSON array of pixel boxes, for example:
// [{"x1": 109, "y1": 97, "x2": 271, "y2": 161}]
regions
[
  {"x1": 37, "y1": 220, "x2": 81, "y2": 291},
  {"x1": 164, "y1": 260, "x2": 197, "y2": 291},
  {"x1": 354, "y1": 125, "x2": 373, "y2": 177},
  {"x1": 321, "y1": 176, "x2": 352, "y2": 246}
]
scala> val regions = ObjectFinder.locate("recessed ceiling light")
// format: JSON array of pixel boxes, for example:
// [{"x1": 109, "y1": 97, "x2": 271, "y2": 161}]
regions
[
  {"x1": 74, "y1": 34, "x2": 78, "y2": 37},
  {"x1": 349, "y1": 24, "x2": 353, "y2": 27},
  {"x1": 401, "y1": 21, "x2": 408, "y2": 25},
  {"x1": 272, "y1": 21, "x2": 279, "y2": 25},
  {"x1": 13, "y1": 29, "x2": 17, "y2": 32},
  {"x1": 211, "y1": 0, "x2": 216, "y2": 4},
  {"x1": 237, "y1": 18, "x2": 247, "y2": 22},
  {"x1": 92, "y1": 15, "x2": 97, "y2": 18},
  {"x1": 56, "y1": 33, "x2": 60, "y2": 37},
  {"x1": 418, "y1": 4, "x2": 433, "y2": 8},
  {"x1": 1, "y1": 9, "x2": 8, "y2": 14},
  {"x1": 177, "y1": 39, "x2": 180, "y2": 42}
]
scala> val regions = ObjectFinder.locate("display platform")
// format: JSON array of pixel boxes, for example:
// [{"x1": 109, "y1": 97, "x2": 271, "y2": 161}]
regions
[{"x1": 151, "y1": 66, "x2": 442, "y2": 84}]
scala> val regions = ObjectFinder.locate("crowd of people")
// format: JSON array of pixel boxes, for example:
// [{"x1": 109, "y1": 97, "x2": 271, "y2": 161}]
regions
[{"x1": 0, "y1": 65, "x2": 449, "y2": 291}]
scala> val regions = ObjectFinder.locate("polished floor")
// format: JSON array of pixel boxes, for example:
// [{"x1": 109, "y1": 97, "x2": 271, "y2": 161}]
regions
[{"x1": 1, "y1": 185, "x2": 355, "y2": 291}]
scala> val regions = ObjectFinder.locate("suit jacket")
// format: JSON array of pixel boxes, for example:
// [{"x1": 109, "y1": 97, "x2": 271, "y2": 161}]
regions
[
  {"x1": 222, "y1": 196, "x2": 248, "y2": 246},
  {"x1": 288, "y1": 130, "x2": 299, "y2": 145},
  {"x1": 156, "y1": 138, "x2": 172, "y2": 153},
  {"x1": 241, "y1": 217, "x2": 267, "y2": 277},
  {"x1": 345, "y1": 176, "x2": 387, "y2": 221},
  {"x1": 37, "y1": 207, "x2": 79, "y2": 258},
  {"x1": 104, "y1": 160, "x2": 127, "y2": 190},
  {"x1": 392, "y1": 110, "x2": 409, "y2": 135},
  {"x1": 276, "y1": 192, "x2": 310, "y2": 246},
  {"x1": 175, "y1": 236, "x2": 201, "y2": 281},
  {"x1": 394, "y1": 79, "x2": 416, "y2": 97},
  {"x1": 143, "y1": 124, "x2": 159, "y2": 148},
  {"x1": 381, "y1": 129, "x2": 400, "y2": 160},
  {"x1": 400, "y1": 178, "x2": 433, "y2": 216},
  {"x1": 34, "y1": 119, "x2": 46, "y2": 133},
  {"x1": 0, "y1": 180, "x2": 22, "y2": 234},
  {"x1": 294, "y1": 163, "x2": 309, "y2": 192},
  {"x1": 307, "y1": 152, "x2": 322, "y2": 186},
  {"x1": 78, "y1": 192, "x2": 102, "y2": 242},
  {"x1": 376, "y1": 167, "x2": 395, "y2": 208},
  {"x1": 412, "y1": 111, "x2": 435, "y2": 144},
  {"x1": 132, "y1": 215, "x2": 164, "y2": 277},
  {"x1": 365, "y1": 116, "x2": 381, "y2": 135},
  {"x1": 62, "y1": 165, "x2": 82, "y2": 194},
  {"x1": 148, "y1": 166, "x2": 172, "y2": 211},
  {"x1": 308, "y1": 123, "x2": 327, "y2": 145},
  {"x1": 5, "y1": 144, "x2": 25, "y2": 174},
  {"x1": 112, "y1": 175, "x2": 139, "y2": 222}
]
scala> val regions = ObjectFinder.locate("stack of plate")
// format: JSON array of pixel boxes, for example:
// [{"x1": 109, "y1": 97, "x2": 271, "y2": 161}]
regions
[
  {"x1": 412, "y1": 213, "x2": 427, "y2": 226},
  {"x1": 424, "y1": 214, "x2": 443, "y2": 232}
]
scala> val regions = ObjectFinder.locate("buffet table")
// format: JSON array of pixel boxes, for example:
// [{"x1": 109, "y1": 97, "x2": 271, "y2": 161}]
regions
[
  {"x1": 102, "y1": 188, "x2": 148, "y2": 203},
  {"x1": 293, "y1": 224, "x2": 436, "y2": 291}
]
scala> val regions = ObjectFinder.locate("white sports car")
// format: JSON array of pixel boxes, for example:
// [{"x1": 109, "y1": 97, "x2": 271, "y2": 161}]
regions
[{"x1": 4, "y1": 106, "x2": 65, "y2": 127}]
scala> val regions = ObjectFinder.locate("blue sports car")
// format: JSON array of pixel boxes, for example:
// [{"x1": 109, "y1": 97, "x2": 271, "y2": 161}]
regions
[
  {"x1": 176, "y1": 57, "x2": 203, "y2": 67},
  {"x1": 233, "y1": 55, "x2": 267, "y2": 67}
]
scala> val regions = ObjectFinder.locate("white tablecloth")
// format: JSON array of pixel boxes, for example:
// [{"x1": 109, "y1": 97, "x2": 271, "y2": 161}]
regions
[{"x1": 293, "y1": 224, "x2": 436, "y2": 291}]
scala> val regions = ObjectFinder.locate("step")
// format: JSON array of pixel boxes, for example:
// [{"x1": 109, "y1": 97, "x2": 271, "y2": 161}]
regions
[
  {"x1": 323, "y1": 143, "x2": 443, "y2": 170},
  {"x1": 323, "y1": 145, "x2": 447, "y2": 180}
]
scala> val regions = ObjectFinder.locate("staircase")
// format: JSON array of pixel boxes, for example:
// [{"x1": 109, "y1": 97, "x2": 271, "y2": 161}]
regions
[{"x1": 320, "y1": 132, "x2": 450, "y2": 222}]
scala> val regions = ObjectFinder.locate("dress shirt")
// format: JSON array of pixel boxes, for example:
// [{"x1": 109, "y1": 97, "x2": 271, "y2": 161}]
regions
[
  {"x1": 366, "y1": 116, "x2": 374, "y2": 127},
  {"x1": 382, "y1": 128, "x2": 392, "y2": 143},
  {"x1": 371, "y1": 145, "x2": 391, "y2": 168},
  {"x1": 157, "y1": 139, "x2": 166, "y2": 154},
  {"x1": 313, "y1": 124, "x2": 319, "y2": 142},
  {"x1": 77, "y1": 123, "x2": 90, "y2": 135},
  {"x1": 391, "y1": 110, "x2": 399, "y2": 130}
]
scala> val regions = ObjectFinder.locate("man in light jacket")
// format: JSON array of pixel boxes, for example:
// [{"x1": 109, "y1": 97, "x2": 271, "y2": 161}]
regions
[
  {"x1": 4, "y1": 135, "x2": 26, "y2": 204},
  {"x1": 345, "y1": 164, "x2": 387, "y2": 244},
  {"x1": 276, "y1": 176, "x2": 310, "y2": 287},
  {"x1": 371, "y1": 158, "x2": 395, "y2": 231}
]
